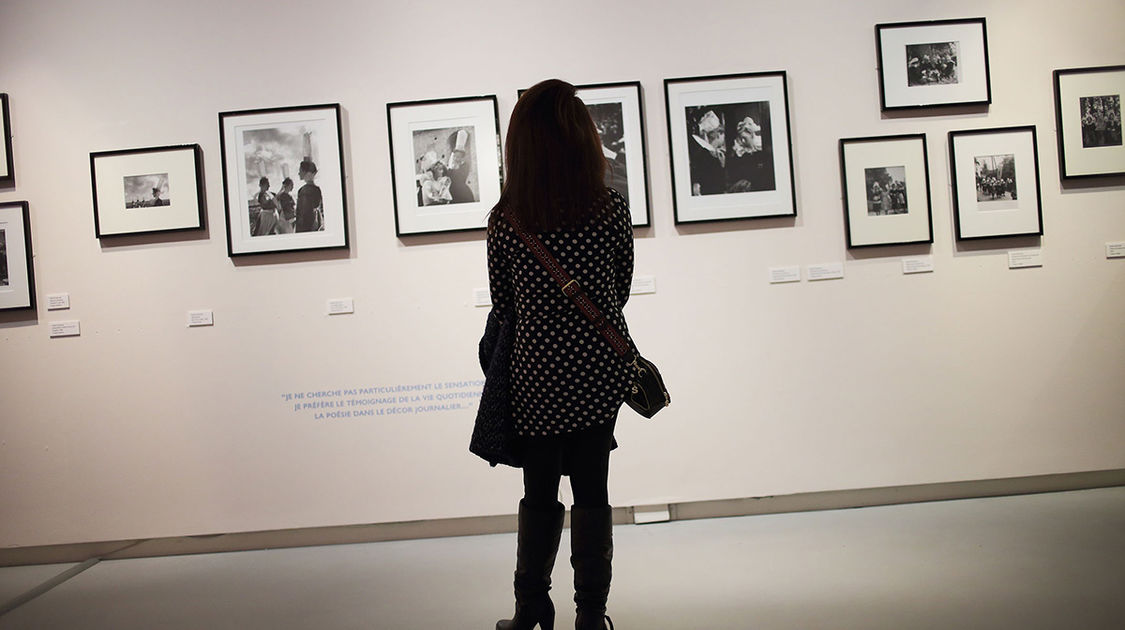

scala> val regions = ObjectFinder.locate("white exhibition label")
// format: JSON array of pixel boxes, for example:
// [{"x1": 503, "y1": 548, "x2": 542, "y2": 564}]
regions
[
  {"x1": 630, "y1": 275, "x2": 656, "y2": 295},
  {"x1": 769, "y1": 266, "x2": 801, "y2": 284},
  {"x1": 46, "y1": 293, "x2": 71, "y2": 310},
  {"x1": 187, "y1": 310, "x2": 214, "y2": 327},
  {"x1": 327, "y1": 298, "x2": 355, "y2": 315},
  {"x1": 902, "y1": 256, "x2": 935, "y2": 274},
  {"x1": 807, "y1": 263, "x2": 845, "y2": 281},
  {"x1": 1106, "y1": 242, "x2": 1125, "y2": 259},
  {"x1": 1008, "y1": 250, "x2": 1043, "y2": 269},
  {"x1": 472, "y1": 288, "x2": 492, "y2": 307},
  {"x1": 49, "y1": 320, "x2": 81, "y2": 338}
]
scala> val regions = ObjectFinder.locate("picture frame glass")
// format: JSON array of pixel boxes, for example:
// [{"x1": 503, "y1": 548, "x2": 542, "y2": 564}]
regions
[
  {"x1": 1055, "y1": 67, "x2": 1125, "y2": 178},
  {"x1": 575, "y1": 83, "x2": 650, "y2": 226},
  {"x1": 388, "y1": 97, "x2": 501, "y2": 236},
  {"x1": 666, "y1": 73, "x2": 795, "y2": 223},
  {"x1": 878, "y1": 19, "x2": 990, "y2": 109},
  {"x1": 0, "y1": 202, "x2": 34, "y2": 310},
  {"x1": 91, "y1": 146, "x2": 203, "y2": 237},
  {"x1": 951, "y1": 128, "x2": 1042, "y2": 239},
  {"x1": 220, "y1": 105, "x2": 347, "y2": 255},
  {"x1": 841, "y1": 136, "x2": 932, "y2": 247}
]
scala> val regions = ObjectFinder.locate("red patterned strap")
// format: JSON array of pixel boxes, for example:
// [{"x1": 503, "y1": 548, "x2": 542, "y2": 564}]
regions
[{"x1": 508, "y1": 216, "x2": 633, "y2": 359}]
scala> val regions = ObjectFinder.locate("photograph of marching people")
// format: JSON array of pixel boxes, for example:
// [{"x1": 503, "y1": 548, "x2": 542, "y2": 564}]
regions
[
  {"x1": 839, "y1": 134, "x2": 932, "y2": 248},
  {"x1": 906, "y1": 41, "x2": 960, "y2": 86},
  {"x1": 412, "y1": 126, "x2": 479, "y2": 207},
  {"x1": 865, "y1": 166, "x2": 908, "y2": 215},
  {"x1": 220, "y1": 104, "x2": 347, "y2": 256},
  {"x1": 123, "y1": 173, "x2": 170, "y2": 209},
  {"x1": 1053, "y1": 65, "x2": 1125, "y2": 178},
  {"x1": 877, "y1": 18, "x2": 991, "y2": 110},
  {"x1": 974, "y1": 154, "x2": 1017, "y2": 204},
  {"x1": 387, "y1": 95, "x2": 502, "y2": 236},
  {"x1": 949, "y1": 126, "x2": 1042, "y2": 240},
  {"x1": 0, "y1": 201, "x2": 34, "y2": 311},
  {"x1": 573, "y1": 82, "x2": 651, "y2": 226},
  {"x1": 1079, "y1": 95, "x2": 1122, "y2": 148},
  {"x1": 587, "y1": 102, "x2": 629, "y2": 201},
  {"x1": 665, "y1": 71, "x2": 795, "y2": 223},
  {"x1": 89, "y1": 144, "x2": 204, "y2": 239}
]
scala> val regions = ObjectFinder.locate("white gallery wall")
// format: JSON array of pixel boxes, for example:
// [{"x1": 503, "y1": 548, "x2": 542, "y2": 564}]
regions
[{"x1": 1, "y1": 0, "x2": 1123, "y2": 549}]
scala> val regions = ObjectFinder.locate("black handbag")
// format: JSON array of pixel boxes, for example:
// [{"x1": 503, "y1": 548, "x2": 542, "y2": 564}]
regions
[
  {"x1": 509, "y1": 218, "x2": 670, "y2": 419},
  {"x1": 469, "y1": 307, "x2": 522, "y2": 467}
]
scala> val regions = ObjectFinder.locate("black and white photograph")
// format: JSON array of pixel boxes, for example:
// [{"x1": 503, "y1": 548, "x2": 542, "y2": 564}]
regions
[
  {"x1": 220, "y1": 104, "x2": 347, "y2": 256},
  {"x1": 949, "y1": 126, "x2": 1042, "y2": 241},
  {"x1": 575, "y1": 82, "x2": 651, "y2": 226},
  {"x1": 1054, "y1": 65, "x2": 1125, "y2": 179},
  {"x1": 876, "y1": 18, "x2": 990, "y2": 110},
  {"x1": 387, "y1": 95, "x2": 502, "y2": 236},
  {"x1": 1079, "y1": 95, "x2": 1122, "y2": 148},
  {"x1": 411, "y1": 125, "x2": 479, "y2": 207},
  {"x1": 864, "y1": 166, "x2": 908, "y2": 216},
  {"x1": 684, "y1": 101, "x2": 776, "y2": 196},
  {"x1": 123, "y1": 173, "x2": 170, "y2": 209},
  {"x1": 1, "y1": 93, "x2": 13, "y2": 186},
  {"x1": 241, "y1": 124, "x2": 326, "y2": 237},
  {"x1": 906, "y1": 42, "x2": 960, "y2": 86},
  {"x1": 839, "y1": 134, "x2": 932, "y2": 248},
  {"x1": 665, "y1": 72, "x2": 795, "y2": 224},
  {"x1": 0, "y1": 201, "x2": 34, "y2": 311},
  {"x1": 973, "y1": 154, "x2": 1017, "y2": 204},
  {"x1": 90, "y1": 144, "x2": 205, "y2": 239}
]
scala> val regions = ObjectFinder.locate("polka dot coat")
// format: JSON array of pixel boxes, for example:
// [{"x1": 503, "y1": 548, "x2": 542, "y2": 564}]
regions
[{"x1": 486, "y1": 189, "x2": 635, "y2": 437}]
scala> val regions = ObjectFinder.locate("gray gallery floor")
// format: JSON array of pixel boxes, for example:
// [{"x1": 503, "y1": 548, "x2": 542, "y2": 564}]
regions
[{"x1": 1, "y1": 487, "x2": 1122, "y2": 629}]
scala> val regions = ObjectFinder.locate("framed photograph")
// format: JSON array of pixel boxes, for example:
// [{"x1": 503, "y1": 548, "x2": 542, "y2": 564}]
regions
[
  {"x1": 1053, "y1": 65, "x2": 1125, "y2": 179},
  {"x1": 387, "y1": 95, "x2": 502, "y2": 236},
  {"x1": 0, "y1": 201, "x2": 35, "y2": 311},
  {"x1": 876, "y1": 18, "x2": 991, "y2": 111},
  {"x1": 949, "y1": 126, "x2": 1043, "y2": 241},
  {"x1": 219, "y1": 103, "x2": 348, "y2": 257},
  {"x1": 1, "y1": 94, "x2": 13, "y2": 186},
  {"x1": 839, "y1": 134, "x2": 933, "y2": 248},
  {"x1": 664, "y1": 71, "x2": 796, "y2": 224},
  {"x1": 89, "y1": 144, "x2": 205, "y2": 238}
]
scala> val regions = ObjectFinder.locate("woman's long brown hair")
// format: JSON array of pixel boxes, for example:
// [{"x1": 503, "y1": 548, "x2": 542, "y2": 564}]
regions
[{"x1": 490, "y1": 79, "x2": 607, "y2": 233}]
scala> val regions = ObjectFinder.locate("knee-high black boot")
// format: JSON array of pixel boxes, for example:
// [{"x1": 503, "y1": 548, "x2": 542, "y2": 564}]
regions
[
  {"x1": 497, "y1": 499, "x2": 565, "y2": 630},
  {"x1": 571, "y1": 505, "x2": 614, "y2": 630}
]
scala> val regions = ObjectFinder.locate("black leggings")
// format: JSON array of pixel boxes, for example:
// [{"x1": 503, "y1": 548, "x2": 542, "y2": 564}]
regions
[{"x1": 521, "y1": 423, "x2": 615, "y2": 510}]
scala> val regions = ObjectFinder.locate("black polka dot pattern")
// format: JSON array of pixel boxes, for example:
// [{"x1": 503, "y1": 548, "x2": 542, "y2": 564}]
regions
[{"x1": 487, "y1": 188, "x2": 635, "y2": 437}]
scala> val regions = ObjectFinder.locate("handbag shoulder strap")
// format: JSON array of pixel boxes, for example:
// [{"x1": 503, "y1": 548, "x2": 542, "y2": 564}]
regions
[{"x1": 507, "y1": 216, "x2": 633, "y2": 360}]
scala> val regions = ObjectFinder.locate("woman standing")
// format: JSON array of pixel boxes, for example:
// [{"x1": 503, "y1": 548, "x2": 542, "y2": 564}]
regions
[{"x1": 487, "y1": 79, "x2": 633, "y2": 630}]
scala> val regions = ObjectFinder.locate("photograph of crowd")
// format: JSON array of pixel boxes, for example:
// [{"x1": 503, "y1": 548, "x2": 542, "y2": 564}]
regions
[
  {"x1": 1079, "y1": 94, "x2": 1122, "y2": 148},
  {"x1": 974, "y1": 154, "x2": 1017, "y2": 203},
  {"x1": 906, "y1": 42, "x2": 961, "y2": 86},
  {"x1": 242, "y1": 124, "x2": 325, "y2": 237},
  {"x1": 412, "y1": 126, "x2": 479, "y2": 208},
  {"x1": 864, "y1": 166, "x2": 908, "y2": 216},
  {"x1": 123, "y1": 173, "x2": 169, "y2": 209},
  {"x1": 0, "y1": 229, "x2": 7, "y2": 287},
  {"x1": 586, "y1": 102, "x2": 630, "y2": 204},
  {"x1": 685, "y1": 101, "x2": 776, "y2": 196}
]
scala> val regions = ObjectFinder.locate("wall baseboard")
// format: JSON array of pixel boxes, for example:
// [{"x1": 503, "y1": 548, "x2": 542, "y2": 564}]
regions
[{"x1": 3, "y1": 468, "x2": 1122, "y2": 567}]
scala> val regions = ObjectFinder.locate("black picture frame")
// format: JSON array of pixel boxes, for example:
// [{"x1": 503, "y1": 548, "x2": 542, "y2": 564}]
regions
[
  {"x1": 1, "y1": 94, "x2": 14, "y2": 187},
  {"x1": 89, "y1": 144, "x2": 206, "y2": 238},
  {"x1": 386, "y1": 95, "x2": 502, "y2": 237},
  {"x1": 664, "y1": 71, "x2": 797, "y2": 224},
  {"x1": 875, "y1": 17, "x2": 991, "y2": 111},
  {"x1": 219, "y1": 103, "x2": 348, "y2": 257},
  {"x1": 518, "y1": 81, "x2": 653, "y2": 227},
  {"x1": 949, "y1": 126, "x2": 1043, "y2": 241},
  {"x1": 1052, "y1": 64, "x2": 1125, "y2": 179},
  {"x1": 839, "y1": 133, "x2": 933, "y2": 248},
  {"x1": 0, "y1": 201, "x2": 35, "y2": 311}
]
